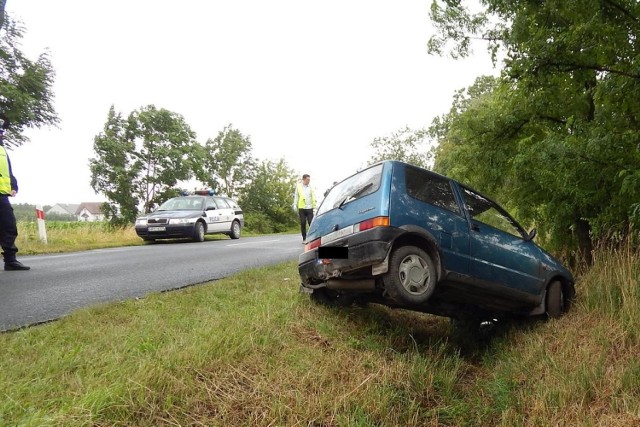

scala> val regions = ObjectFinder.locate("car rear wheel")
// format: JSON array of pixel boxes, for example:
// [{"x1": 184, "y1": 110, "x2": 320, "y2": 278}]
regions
[
  {"x1": 384, "y1": 245, "x2": 436, "y2": 305},
  {"x1": 546, "y1": 280, "x2": 564, "y2": 318},
  {"x1": 193, "y1": 221, "x2": 205, "y2": 242},
  {"x1": 230, "y1": 220, "x2": 241, "y2": 239}
]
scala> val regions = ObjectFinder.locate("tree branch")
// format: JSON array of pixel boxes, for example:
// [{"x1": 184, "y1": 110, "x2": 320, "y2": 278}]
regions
[
  {"x1": 602, "y1": 0, "x2": 640, "y2": 26},
  {"x1": 536, "y1": 62, "x2": 640, "y2": 80}
]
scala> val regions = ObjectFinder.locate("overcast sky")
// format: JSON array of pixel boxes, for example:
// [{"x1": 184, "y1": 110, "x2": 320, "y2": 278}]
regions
[{"x1": 5, "y1": 0, "x2": 496, "y2": 207}]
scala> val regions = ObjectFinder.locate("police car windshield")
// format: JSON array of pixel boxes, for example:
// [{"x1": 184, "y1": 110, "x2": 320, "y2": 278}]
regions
[{"x1": 158, "y1": 197, "x2": 204, "y2": 211}]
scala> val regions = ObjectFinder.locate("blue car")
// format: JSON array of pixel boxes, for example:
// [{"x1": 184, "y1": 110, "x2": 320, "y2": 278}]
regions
[{"x1": 298, "y1": 161, "x2": 575, "y2": 323}]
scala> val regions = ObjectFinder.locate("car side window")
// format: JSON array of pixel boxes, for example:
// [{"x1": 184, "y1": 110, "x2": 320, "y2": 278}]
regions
[
  {"x1": 225, "y1": 198, "x2": 239, "y2": 209},
  {"x1": 462, "y1": 188, "x2": 523, "y2": 238},
  {"x1": 205, "y1": 197, "x2": 217, "y2": 210},
  {"x1": 214, "y1": 197, "x2": 230, "y2": 209},
  {"x1": 405, "y1": 166, "x2": 461, "y2": 215}
]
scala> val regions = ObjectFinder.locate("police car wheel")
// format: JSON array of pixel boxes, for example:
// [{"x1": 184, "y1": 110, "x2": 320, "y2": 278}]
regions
[
  {"x1": 230, "y1": 220, "x2": 241, "y2": 239},
  {"x1": 193, "y1": 222, "x2": 205, "y2": 242}
]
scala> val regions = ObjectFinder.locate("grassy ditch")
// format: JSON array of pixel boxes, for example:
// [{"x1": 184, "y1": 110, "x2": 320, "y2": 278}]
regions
[{"x1": 2, "y1": 249, "x2": 640, "y2": 426}]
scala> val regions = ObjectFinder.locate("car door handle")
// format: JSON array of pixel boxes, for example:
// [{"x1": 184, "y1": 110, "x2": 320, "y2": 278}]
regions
[{"x1": 471, "y1": 223, "x2": 480, "y2": 232}]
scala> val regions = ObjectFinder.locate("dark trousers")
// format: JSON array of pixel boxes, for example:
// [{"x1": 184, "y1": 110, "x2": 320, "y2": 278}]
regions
[
  {"x1": 298, "y1": 208, "x2": 314, "y2": 240},
  {"x1": 0, "y1": 196, "x2": 18, "y2": 262}
]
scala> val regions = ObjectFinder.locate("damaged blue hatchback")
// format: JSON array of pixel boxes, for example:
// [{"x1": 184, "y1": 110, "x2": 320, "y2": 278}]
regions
[{"x1": 298, "y1": 161, "x2": 575, "y2": 323}]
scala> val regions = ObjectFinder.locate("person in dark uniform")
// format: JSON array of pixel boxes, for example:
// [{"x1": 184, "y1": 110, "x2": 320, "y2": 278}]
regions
[{"x1": 0, "y1": 117, "x2": 30, "y2": 271}]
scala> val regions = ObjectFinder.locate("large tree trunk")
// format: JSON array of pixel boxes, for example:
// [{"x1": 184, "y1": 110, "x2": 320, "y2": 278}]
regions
[{"x1": 575, "y1": 218, "x2": 593, "y2": 267}]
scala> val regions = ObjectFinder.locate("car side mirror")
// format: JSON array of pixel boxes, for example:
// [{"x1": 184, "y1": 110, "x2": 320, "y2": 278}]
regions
[
  {"x1": 525, "y1": 228, "x2": 537, "y2": 241},
  {"x1": 206, "y1": 206, "x2": 216, "y2": 211}
]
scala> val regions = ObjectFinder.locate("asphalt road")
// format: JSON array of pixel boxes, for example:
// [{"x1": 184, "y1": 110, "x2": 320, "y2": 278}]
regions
[{"x1": 0, "y1": 234, "x2": 304, "y2": 332}]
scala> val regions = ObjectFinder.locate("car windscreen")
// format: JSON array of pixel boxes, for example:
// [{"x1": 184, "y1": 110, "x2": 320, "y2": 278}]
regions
[
  {"x1": 317, "y1": 164, "x2": 383, "y2": 216},
  {"x1": 158, "y1": 197, "x2": 204, "y2": 211}
]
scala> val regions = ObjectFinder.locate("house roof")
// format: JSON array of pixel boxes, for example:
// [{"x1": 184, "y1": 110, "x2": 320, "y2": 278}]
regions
[
  {"x1": 47, "y1": 203, "x2": 80, "y2": 215},
  {"x1": 76, "y1": 202, "x2": 105, "y2": 215}
]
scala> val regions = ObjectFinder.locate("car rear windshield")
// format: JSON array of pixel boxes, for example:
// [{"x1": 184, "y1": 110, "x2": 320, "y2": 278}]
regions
[{"x1": 317, "y1": 164, "x2": 383, "y2": 216}]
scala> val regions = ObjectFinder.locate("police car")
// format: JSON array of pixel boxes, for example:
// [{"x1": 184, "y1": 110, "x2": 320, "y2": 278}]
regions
[{"x1": 134, "y1": 191, "x2": 244, "y2": 242}]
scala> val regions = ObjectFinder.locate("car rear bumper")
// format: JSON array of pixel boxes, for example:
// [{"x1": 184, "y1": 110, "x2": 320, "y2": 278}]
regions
[{"x1": 298, "y1": 226, "x2": 403, "y2": 285}]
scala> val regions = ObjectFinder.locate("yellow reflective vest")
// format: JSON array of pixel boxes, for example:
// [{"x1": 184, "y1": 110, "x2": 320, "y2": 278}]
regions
[
  {"x1": 0, "y1": 146, "x2": 12, "y2": 195},
  {"x1": 296, "y1": 183, "x2": 317, "y2": 209}
]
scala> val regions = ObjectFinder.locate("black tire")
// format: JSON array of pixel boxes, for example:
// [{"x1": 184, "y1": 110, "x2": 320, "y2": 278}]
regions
[
  {"x1": 230, "y1": 220, "x2": 241, "y2": 239},
  {"x1": 193, "y1": 221, "x2": 205, "y2": 242},
  {"x1": 383, "y1": 245, "x2": 437, "y2": 305},
  {"x1": 546, "y1": 280, "x2": 563, "y2": 318},
  {"x1": 309, "y1": 288, "x2": 354, "y2": 307}
]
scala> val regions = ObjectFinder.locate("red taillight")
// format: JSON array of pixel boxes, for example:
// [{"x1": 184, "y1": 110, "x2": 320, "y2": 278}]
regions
[
  {"x1": 304, "y1": 238, "x2": 321, "y2": 252},
  {"x1": 357, "y1": 216, "x2": 389, "y2": 232}
]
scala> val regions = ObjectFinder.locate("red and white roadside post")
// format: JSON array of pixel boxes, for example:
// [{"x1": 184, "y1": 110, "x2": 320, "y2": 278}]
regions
[{"x1": 35, "y1": 205, "x2": 48, "y2": 244}]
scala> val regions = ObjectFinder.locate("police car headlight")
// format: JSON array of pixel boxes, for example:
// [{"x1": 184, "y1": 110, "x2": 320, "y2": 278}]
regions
[
  {"x1": 169, "y1": 218, "x2": 196, "y2": 224},
  {"x1": 135, "y1": 218, "x2": 147, "y2": 226}
]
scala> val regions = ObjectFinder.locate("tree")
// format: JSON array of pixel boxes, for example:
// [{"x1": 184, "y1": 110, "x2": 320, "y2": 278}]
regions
[
  {"x1": 129, "y1": 105, "x2": 201, "y2": 212},
  {"x1": 90, "y1": 105, "x2": 202, "y2": 224},
  {"x1": 428, "y1": 0, "x2": 640, "y2": 263},
  {"x1": 89, "y1": 106, "x2": 140, "y2": 225},
  {"x1": 367, "y1": 126, "x2": 433, "y2": 169},
  {"x1": 198, "y1": 124, "x2": 255, "y2": 198},
  {"x1": 0, "y1": 11, "x2": 58, "y2": 147},
  {"x1": 238, "y1": 158, "x2": 297, "y2": 233}
]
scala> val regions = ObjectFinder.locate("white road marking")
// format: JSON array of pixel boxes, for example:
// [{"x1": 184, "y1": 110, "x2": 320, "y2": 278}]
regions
[{"x1": 225, "y1": 239, "x2": 283, "y2": 247}]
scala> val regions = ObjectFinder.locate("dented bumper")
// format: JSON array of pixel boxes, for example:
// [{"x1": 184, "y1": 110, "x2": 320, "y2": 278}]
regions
[{"x1": 298, "y1": 227, "x2": 403, "y2": 286}]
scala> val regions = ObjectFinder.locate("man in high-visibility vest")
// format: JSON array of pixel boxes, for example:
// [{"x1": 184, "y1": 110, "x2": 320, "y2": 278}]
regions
[
  {"x1": 0, "y1": 118, "x2": 30, "y2": 270},
  {"x1": 292, "y1": 173, "x2": 317, "y2": 244}
]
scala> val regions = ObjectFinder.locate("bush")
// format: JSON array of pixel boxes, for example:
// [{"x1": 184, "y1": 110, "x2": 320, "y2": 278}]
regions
[{"x1": 243, "y1": 211, "x2": 295, "y2": 234}]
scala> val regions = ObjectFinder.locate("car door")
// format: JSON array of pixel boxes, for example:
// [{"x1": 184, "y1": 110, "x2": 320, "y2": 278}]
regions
[
  {"x1": 205, "y1": 197, "x2": 225, "y2": 233},
  {"x1": 213, "y1": 197, "x2": 233, "y2": 231},
  {"x1": 460, "y1": 186, "x2": 544, "y2": 296},
  {"x1": 400, "y1": 165, "x2": 470, "y2": 275}
]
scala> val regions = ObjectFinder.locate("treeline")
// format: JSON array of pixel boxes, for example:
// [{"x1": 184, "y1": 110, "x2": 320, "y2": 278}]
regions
[
  {"x1": 424, "y1": 1, "x2": 640, "y2": 265},
  {"x1": 90, "y1": 109, "x2": 299, "y2": 232},
  {"x1": 12, "y1": 204, "x2": 77, "y2": 222}
]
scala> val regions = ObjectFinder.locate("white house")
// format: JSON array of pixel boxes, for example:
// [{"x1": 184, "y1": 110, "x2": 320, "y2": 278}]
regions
[
  {"x1": 75, "y1": 202, "x2": 106, "y2": 222},
  {"x1": 46, "y1": 202, "x2": 106, "y2": 221}
]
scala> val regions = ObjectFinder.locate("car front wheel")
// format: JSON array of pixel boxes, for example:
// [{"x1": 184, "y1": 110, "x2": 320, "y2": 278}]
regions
[
  {"x1": 193, "y1": 221, "x2": 205, "y2": 242},
  {"x1": 383, "y1": 245, "x2": 436, "y2": 305},
  {"x1": 545, "y1": 280, "x2": 564, "y2": 318}
]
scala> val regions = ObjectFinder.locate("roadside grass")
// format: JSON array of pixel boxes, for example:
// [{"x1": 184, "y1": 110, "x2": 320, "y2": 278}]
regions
[
  {"x1": 16, "y1": 222, "x2": 143, "y2": 254},
  {"x1": 2, "y1": 240, "x2": 640, "y2": 425}
]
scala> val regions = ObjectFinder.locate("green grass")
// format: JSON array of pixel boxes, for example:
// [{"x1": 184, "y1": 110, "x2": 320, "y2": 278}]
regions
[{"x1": 2, "y1": 226, "x2": 640, "y2": 426}]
